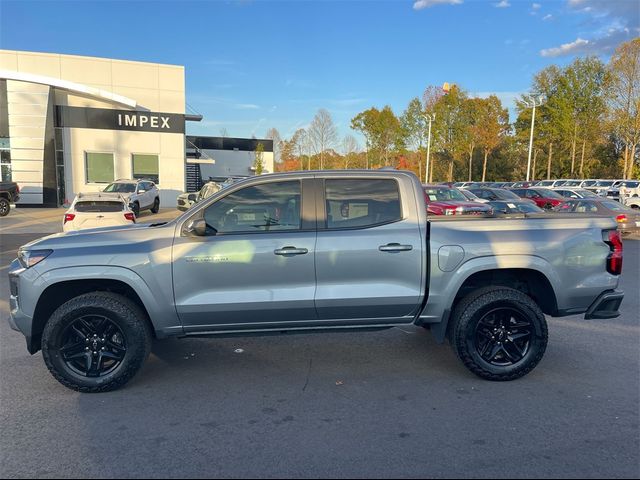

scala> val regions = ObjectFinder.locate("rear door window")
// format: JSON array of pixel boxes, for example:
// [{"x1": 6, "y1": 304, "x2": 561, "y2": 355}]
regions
[{"x1": 324, "y1": 179, "x2": 401, "y2": 229}]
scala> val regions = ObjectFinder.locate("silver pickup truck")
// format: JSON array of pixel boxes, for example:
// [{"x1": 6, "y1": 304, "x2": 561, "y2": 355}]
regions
[{"x1": 8, "y1": 170, "x2": 625, "y2": 392}]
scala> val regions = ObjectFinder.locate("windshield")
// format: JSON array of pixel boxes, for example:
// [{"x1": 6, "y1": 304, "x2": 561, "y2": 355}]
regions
[
  {"x1": 537, "y1": 181, "x2": 554, "y2": 186},
  {"x1": 423, "y1": 188, "x2": 467, "y2": 202},
  {"x1": 594, "y1": 181, "x2": 614, "y2": 187},
  {"x1": 494, "y1": 189, "x2": 521, "y2": 200},
  {"x1": 581, "y1": 180, "x2": 596, "y2": 187},
  {"x1": 563, "y1": 180, "x2": 581, "y2": 186},
  {"x1": 535, "y1": 189, "x2": 564, "y2": 199},
  {"x1": 491, "y1": 201, "x2": 543, "y2": 213},
  {"x1": 104, "y1": 183, "x2": 135, "y2": 193},
  {"x1": 460, "y1": 189, "x2": 481, "y2": 201},
  {"x1": 576, "y1": 189, "x2": 598, "y2": 197},
  {"x1": 620, "y1": 181, "x2": 639, "y2": 188}
]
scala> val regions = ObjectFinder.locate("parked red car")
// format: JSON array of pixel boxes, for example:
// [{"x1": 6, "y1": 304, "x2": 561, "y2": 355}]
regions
[
  {"x1": 423, "y1": 185, "x2": 492, "y2": 215},
  {"x1": 509, "y1": 187, "x2": 566, "y2": 210}
]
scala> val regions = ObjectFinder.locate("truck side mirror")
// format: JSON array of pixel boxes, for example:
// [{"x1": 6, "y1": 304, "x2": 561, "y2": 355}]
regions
[
  {"x1": 185, "y1": 218, "x2": 207, "y2": 236},
  {"x1": 188, "y1": 193, "x2": 197, "y2": 202}
]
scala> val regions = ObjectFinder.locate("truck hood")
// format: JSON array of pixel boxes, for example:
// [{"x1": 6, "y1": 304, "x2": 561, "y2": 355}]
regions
[{"x1": 21, "y1": 221, "x2": 175, "y2": 251}]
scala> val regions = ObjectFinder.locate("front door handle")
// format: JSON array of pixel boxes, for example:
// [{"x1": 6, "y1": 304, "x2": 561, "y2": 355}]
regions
[
  {"x1": 379, "y1": 243, "x2": 413, "y2": 252},
  {"x1": 274, "y1": 246, "x2": 309, "y2": 256}
]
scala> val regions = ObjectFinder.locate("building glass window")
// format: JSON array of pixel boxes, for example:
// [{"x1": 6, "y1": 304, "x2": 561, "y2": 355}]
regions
[
  {"x1": 85, "y1": 152, "x2": 114, "y2": 184},
  {"x1": 132, "y1": 154, "x2": 159, "y2": 183},
  {"x1": 0, "y1": 140, "x2": 10, "y2": 182},
  {"x1": 54, "y1": 128, "x2": 66, "y2": 205}
]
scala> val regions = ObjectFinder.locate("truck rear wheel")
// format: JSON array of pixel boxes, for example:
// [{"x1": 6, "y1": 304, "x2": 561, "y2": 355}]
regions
[
  {"x1": 450, "y1": 286, "x2": 548, "y2": 381},
  {"x1": 41, "y1": 292, "x2": 152, "y2": 393}
]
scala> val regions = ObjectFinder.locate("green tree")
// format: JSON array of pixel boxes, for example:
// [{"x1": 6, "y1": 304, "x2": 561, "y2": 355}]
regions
[
  {"x1": 432, "y1": 85, "x2": 469, "y2": 181},
  {"x1": 608, "y1": 38, "x2": 640, "y2": 179},
  {"x1": 253, "y1": 142, "x2": 265, "y2": 175},
  {"x1": 474, "y1": 96, "x2": 509, "y2": 182},
  {"x1": 401, "y1": 97, "x2": 427, "y2": 180}
]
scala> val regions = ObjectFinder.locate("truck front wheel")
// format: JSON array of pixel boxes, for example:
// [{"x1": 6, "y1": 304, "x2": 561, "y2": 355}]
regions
[
  {"x1": 0, "y1": 197, "x2": 10, "y2": 216},
  {"x1": 451, "y1": 286, "x2": 548, "y2": 381},
  {"x1": 41, "y1": 292, "x2": 152, "y2": 392}
]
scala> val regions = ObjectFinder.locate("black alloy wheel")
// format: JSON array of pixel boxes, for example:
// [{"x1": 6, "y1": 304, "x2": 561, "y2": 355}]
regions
[
  {"x1": 42, "y1": 292, "x2": 152, "y2": 392},
  {"x1": 58, "y1": 314, "x2": 127, "y2": 378},
  {"x1": 451, "y1": 286, "x2": 548, "y2": 381},
  {"x1": 0, "y1": 197, "x2": 10, "y2": 216},
  {"x1": 471, "y1": 307, "x2": 532, "y2": 367}
]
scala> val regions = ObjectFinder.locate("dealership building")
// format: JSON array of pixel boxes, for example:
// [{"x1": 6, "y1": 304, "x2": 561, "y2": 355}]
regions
[{"x1": 0, "y1": 49, "x2": 273, "y2": 207}]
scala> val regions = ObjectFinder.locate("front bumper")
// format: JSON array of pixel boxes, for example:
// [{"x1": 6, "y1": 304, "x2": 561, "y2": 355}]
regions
[
  {"x1": 584, "y1": 289, "x2": 624, "y2": 320},
  {"x1": 7, "y1": 262, "x2": 38, "y2": 353}
]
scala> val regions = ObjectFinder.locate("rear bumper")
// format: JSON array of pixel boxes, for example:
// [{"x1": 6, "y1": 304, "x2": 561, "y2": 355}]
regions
[{"x1": 584, "y1": 289, "x2": 624, "y2": 320}]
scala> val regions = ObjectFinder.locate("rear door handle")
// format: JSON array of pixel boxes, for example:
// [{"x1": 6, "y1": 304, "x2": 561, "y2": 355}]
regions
[
  {"x1": 379, "y1": 243, "x2": 413, "y2": 252},
  {"x1": 274, "y1": 246, "x2": 309, "y2": 256}
]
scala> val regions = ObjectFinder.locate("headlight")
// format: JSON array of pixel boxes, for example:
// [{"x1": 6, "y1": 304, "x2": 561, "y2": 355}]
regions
[{"x1": 17, "y1": 249, "x2": 52, "y2": 268}]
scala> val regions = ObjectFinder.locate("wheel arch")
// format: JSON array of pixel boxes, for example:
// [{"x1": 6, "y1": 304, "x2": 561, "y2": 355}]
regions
[
  {"x1": 427, "y1": 263, "x2": 559, "y2": 344},
  {"x1": 27, "y1": 266, "x2": 174, "y2": 353}
]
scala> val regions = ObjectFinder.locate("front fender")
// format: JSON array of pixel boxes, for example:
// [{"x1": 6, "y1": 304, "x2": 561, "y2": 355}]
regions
[{"x1": 30, "y1": 265, "x2": 182, "y2": 337}]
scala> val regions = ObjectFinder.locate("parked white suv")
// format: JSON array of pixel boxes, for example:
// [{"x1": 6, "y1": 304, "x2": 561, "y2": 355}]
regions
[
  {"x1": 102, "y1": 179, "x2": 160, "y2": 217},
  {"x1": 63, "y1": 193, "x2": 136, "y2": 232}
]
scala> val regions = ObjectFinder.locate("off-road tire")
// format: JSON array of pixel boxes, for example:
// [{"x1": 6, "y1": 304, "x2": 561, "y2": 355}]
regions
[
  {"x1": 451, "y1": 286, "x2": 548, "y2": 381},
  {"x1": 42, "y1": 292, "x2": 152, "y2": 393}
]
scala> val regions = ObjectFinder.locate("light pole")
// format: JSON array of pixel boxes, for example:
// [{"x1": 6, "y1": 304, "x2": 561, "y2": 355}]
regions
[
  {"x1": 423, "y1": 113, "x2": 436, "y2": 184},
  {"x1": 524, "y1": 95, "x2": 544, "y2": 182}
]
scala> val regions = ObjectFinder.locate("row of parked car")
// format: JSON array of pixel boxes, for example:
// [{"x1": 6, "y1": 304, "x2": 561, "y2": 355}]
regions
[
  {"x1": 424, "y1": 181, "x2": 640, "y2": 235},
  {"x1": 453, "y1": 178, "x2": 640, "y2": 202},
  {"x1": 57, "y1": 175, "x2": 640, "y2": 236}
]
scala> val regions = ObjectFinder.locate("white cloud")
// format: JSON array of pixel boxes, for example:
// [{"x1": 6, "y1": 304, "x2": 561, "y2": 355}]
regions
[
  {"x1": 543, "y1": 14, "x2": 553, "y2": 21},
  {"x1": 532, "y1": 3, "x2": 541, "y2": 9},
  {"x1": 494, "y1": 0, "x2": 510, "y2": 7},
  {"x1": 539, "y1": 0, "x2": 639, "y2": 58},
  {"x1": 540, "y1": 38, "x2": 590, "y2": 57},
  {"x1": 235, "y1": 103, "x2": 260, "y2": 110},
  {"x1": 413, "y1": 0, "x2": 462, "y2": 10}
]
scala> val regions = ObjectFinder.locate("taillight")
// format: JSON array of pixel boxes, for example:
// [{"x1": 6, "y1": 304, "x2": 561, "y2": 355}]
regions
[
  {"x1": 16, "y1": 185, "x2": 20, "y2": 194},
  {"x1": 124, "y1": 213, "x2": 135, "y2": 222},
  {"x1": 604, "y1": 230, "x2": 623, "y2": 275},
  {"x1": 64, "y1": 213, "x2": 75, "y2": 224},
  {"x1": 615, "y1": 214, "x2": 627, "y2": 223}
]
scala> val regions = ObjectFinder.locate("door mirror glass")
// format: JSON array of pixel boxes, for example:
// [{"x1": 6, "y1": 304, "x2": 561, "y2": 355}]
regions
[
  {"x1": 185, "y1": 218, "x2": 208, "y2": 236},
  {"x1": 188, "y1": 193, "x2": 197, "y2": 202}
]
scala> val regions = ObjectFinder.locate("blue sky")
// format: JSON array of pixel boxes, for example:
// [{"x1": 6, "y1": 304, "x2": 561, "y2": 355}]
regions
[{"x1": 1, "y1": 0, "x2": 638, "y2": 143}]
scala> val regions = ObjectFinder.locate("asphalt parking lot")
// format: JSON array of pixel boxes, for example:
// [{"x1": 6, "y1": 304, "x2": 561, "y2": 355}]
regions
[{"x1": 0, "y1": 209, "x2": 639, "y2": 478}]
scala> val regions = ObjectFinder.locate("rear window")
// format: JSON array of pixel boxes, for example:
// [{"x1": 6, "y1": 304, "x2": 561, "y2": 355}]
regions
[
  {"x1": 74, "y1": 201, "x2": 124, "y2": 212},
  {"x1": 601, "y1": 201, "x2": 632, "y2": 212},
  {"x1": 325, "y1": 179, "x2": 401, "y2": 229}
]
